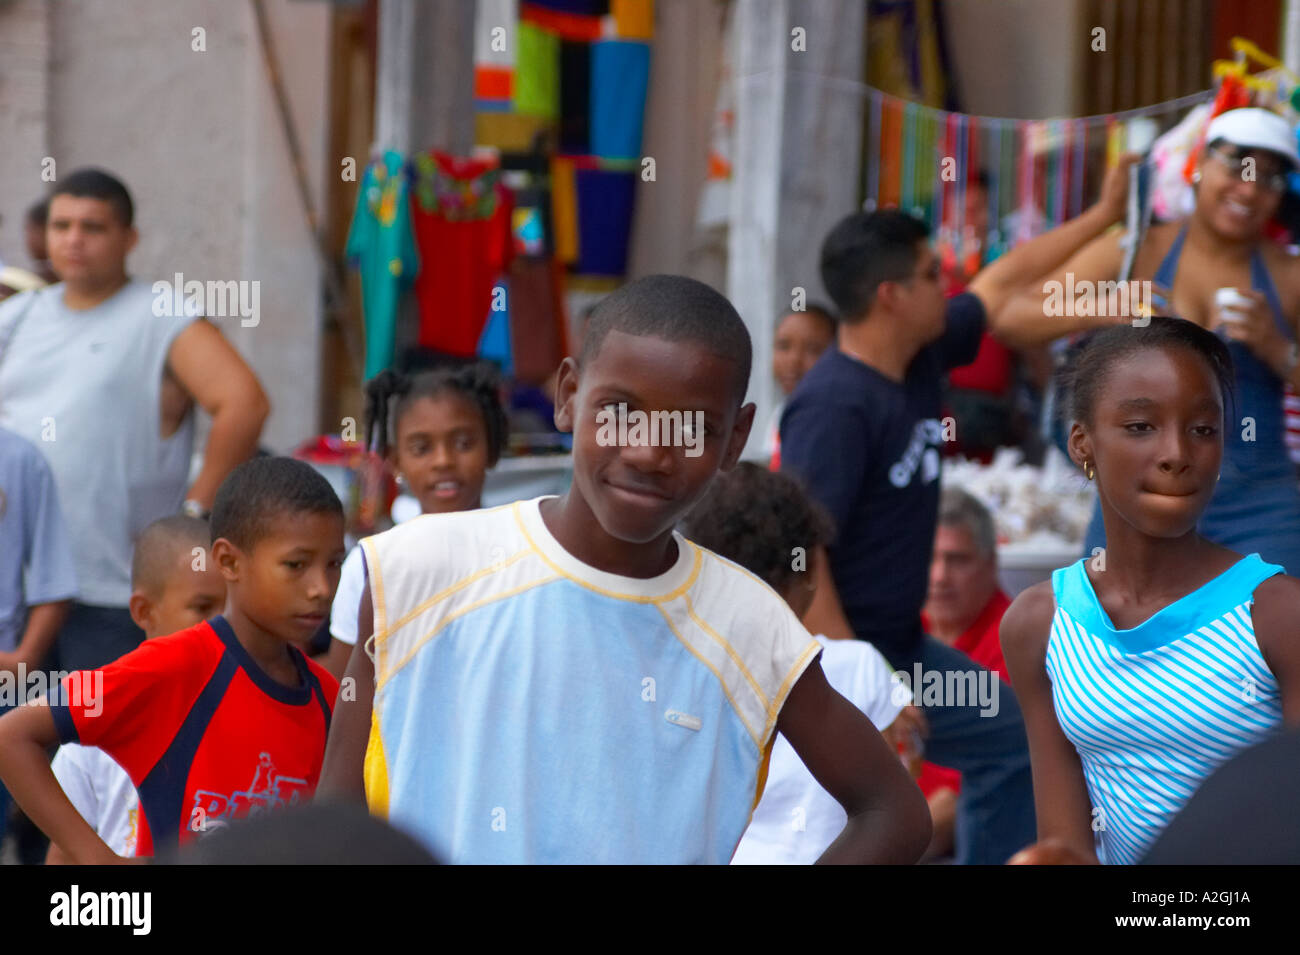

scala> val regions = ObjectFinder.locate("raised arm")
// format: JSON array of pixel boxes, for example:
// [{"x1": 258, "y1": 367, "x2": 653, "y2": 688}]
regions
[
  {"x1": 989, "y1": 229, "x2": 1131, "y2": 349},
  {"x1": 968, "y1": 154, "x2": 1137, "y2": 346},
  {"x1": 1000, "y1": 581, "x2": 1098, "y2": 863},
  {"x1": 778, "y1": 659, "x2": 932, "y2": 863}
]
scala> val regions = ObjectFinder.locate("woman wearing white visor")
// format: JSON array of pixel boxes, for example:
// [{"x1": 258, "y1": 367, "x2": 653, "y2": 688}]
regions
[{"x1": 1000, "y1": 106, "x2": 1300, "y2": 574}]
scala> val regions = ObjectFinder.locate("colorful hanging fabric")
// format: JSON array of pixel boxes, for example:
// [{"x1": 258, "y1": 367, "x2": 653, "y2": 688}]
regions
[
  {"x1": 477, "y1": 279, "x2": 515, "y2": 376},
  {"x1": 1105, "y1": 115, "x2": 1121, "y2": 170},
  {"x1": 409, "y1": 151, "x2": 514, "y2": 358},
  {"x1": 559, "y1": 39, "x2": 592, "y2": 153},
  {"x1": 550, "y1": 155, "x2": 580, "y2": 262},
  {"x1": 1071, "y1": 118, "x2": 1086, "y2": 218},
  {"x1": 520, "y1": 1, "x2": 605, "y2": 41},
  {"x1": 611, "y1": 0, "x2": 653, "y2": 39},
  {"x1": 880, "y1": 97, "x2": 902, "y2": 209},
  {"x1": 345, "y1": 150, "x2": 419, "y2": 381},
  {"x1": 474, "y1": 0, "x2": 519, "y2": 112},
  {"x1": 901, "y1": 102, "x2": 917, "y2": 214},
  {"x1": 574, "y1": 165, "x2": 637, "y2": 275},
  {"x1": 590, "y1": 40, "x2": 651, "y2": 160},
  {"x1": 516, "y1": 21, "x2": 561, "y2": 119}
]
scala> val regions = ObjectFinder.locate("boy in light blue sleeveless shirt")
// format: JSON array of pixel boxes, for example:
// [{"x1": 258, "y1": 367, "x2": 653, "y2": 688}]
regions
[{"x1": 320, "y1": 276, "x2": 932, "y2": 864}]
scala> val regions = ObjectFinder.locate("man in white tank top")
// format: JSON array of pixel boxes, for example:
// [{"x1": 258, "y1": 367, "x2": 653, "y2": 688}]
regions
[{"x1": 0, "y1": 169, "x2": 269, "y2": 670}]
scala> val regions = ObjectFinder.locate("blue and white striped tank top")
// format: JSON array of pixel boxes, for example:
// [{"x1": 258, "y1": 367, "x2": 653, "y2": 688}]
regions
[{"x1": 1047, "y1": 553, "x2": 1285, "y2": 864}]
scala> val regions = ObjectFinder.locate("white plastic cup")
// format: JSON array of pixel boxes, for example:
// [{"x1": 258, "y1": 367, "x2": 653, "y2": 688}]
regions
[{"x1": 1215, "y1": 287, "x2": 1252, "y2": 326}]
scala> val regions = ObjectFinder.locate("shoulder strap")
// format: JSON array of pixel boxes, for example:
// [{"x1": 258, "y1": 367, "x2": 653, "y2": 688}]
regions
[
  {"x1": 1248, "y1": 250, "x2": 1294, "y2": 342},
  {"x1": 1152, "y1": 224, "x2": 1189, "y2": 294}
]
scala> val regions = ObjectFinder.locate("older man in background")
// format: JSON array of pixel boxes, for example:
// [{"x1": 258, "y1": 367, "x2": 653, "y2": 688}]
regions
[
  {"x1": 915, "y1": 486, "x2": 1013, "y2": 860},
  {"x1": 921, "y1": 487, "x2": 1011, "y2": 676}
]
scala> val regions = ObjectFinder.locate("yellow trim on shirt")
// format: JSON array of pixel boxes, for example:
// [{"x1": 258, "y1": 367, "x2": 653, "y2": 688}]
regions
[
  {"x1": 363, "y1": 706, "x2": 390, "y2": 818},
  {"x1": 375, "y1": 573, "x2": 562, "y2": 691},
  {"x1": 760, "y1": 640, "x2": 823, "y2": 747},
  {"x1": 514, "y1": 502, "x2": 702, "y2": 604},
  {"x1": 370, "y1": 547, "x2": 534, "y2": 652},
  {"x1": 683, "y1": 593, "x2": 769, "y2": 708},
  {"x1": 655, "y1": 603, "x2": 762, "y2": 748},
  {"x1": 752, "y1": 734, "x2": 775, "y2": 813}
]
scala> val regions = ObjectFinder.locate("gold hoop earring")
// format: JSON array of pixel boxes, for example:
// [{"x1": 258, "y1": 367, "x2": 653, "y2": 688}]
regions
[{"x1": 1085, "y1": 460, "x2": 1095, "y2": 481}]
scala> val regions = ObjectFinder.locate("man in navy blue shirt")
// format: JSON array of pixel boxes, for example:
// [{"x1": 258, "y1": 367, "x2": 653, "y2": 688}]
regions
[{"x1": 781, "y1": 172, "x2": 1134, "y2": 863}]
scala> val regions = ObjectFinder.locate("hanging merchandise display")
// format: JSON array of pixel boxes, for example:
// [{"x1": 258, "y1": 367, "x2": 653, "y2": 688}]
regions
[
  {"x1": 859, "y1": 83, "x2": 1220, "y2": 270},
  {"x1": 472, "y1": 0, "x2": 653, "y2": 285},
  {"x1": 475, "y1": 0, "x2": 518, "y2": 112},
  {"x1": 590, "y1": 39, "x2": 651, "y2": 160},
  {"x1": 345, "y1": 149, "x2": 419, "y2": 381},
  {"x1": 516, "y1": 20, "x2": 562, "y2": 120},
  {"x1": 574, "y1": 164, "x2": 638, "y2": 276},
  {"x1": 507, "y1": 257, "x2": 570, "y2": 385},
  {"x1": 409, "y1": 151, "x2": 514, "y2": 359}
]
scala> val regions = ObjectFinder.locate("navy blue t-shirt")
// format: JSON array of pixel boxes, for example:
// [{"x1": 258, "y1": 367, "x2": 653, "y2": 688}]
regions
[{"x1": 779, "y1": 292, "x2": 986, "y2": 662}]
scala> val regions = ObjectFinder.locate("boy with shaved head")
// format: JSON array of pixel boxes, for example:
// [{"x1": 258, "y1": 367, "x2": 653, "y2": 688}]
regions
[{"x1": 47, "y1": 515, "x2": 225, "y2": 862}]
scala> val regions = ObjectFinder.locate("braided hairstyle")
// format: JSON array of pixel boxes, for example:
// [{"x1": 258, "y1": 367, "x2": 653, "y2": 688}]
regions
[{"x1": 364, "y1": 363, "x2": 509, "y2": 466}]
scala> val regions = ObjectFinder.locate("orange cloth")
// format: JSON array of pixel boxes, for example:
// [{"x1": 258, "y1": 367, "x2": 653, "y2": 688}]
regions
[
  {"x1": 612, "y1": 0, "x2": 654, "y2": 39},
  {"x1": 550, "y1": 155, "x2": 579, "y2": 263}
]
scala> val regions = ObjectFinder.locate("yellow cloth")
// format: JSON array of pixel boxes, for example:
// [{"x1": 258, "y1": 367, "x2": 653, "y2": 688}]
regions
[
  {"x1": 475, "y1": 112, "x2": 552, "y2": 151},
  {"x1": 551, "y1": 156, "x2": 580, "y2": 264}
]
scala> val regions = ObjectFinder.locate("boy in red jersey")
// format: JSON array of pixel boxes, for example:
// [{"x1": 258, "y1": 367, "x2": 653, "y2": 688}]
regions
[{"x1": 0, "y1": 457, "x2": 345, "y2": 861}]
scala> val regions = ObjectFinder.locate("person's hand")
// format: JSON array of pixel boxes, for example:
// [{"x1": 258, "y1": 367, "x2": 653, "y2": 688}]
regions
[
  {"x1": 1007, "y1": 838, "x2": 1098, "y2": 865},
  {"x1": 891, "y1": 702, "x2": 929, "y2": 740},
  {"x1": 1095, "y1": 153, "x2": 1143, "y2": 226},
  {"x1": 1215, "y1": 288, "x2": 1289, "y2": 364},
  {"x1": 882, "y1": 705, "x2": 928, "y2": 777}
]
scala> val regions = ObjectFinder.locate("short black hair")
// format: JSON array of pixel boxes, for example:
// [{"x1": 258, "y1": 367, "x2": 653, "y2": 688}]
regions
[
  {"x1": 50, "y1": 168, "x2": 134, "y2": 227},
  {"x1": 130, "y1": 515, "x2": 213, "y2": 597},
  {"x1": 778, "y1": 302, "x2": 837, "y2": 335},
  {"x1": 210, "y1": 457, "x2": 343, "y2": 551},
  {"x1": 1055, "y1": 316, "x2": 1236, "y2": 429},
  {"x1": 820, "y1": 209, "x2": 930, "y2": 322},
  {"x1": 164, "y1": 802, "x2": 440, "y2": 865},
  {"x1": 580, "y1": 274, "x2": 752, "y2": 405},
  {"x1": 365, "y1": 363, "x2": 509, "y2": 464},
  {"x1": 681, "y1": 462, "x2": 834, "y2": 597},
  {"x1": 25, "y1": 198, "x2": 49, "y2": 228}
]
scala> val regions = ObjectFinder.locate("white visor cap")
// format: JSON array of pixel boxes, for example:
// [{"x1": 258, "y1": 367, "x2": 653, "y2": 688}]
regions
[{"x1": 1205, "y1": 107, "x2": 1300, "y2": 170}]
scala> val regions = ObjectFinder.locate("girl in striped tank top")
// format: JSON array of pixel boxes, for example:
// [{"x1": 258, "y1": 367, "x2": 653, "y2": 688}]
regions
[{"x1": 1002, "y1": 318, "x2": 1300, "y2": 865}]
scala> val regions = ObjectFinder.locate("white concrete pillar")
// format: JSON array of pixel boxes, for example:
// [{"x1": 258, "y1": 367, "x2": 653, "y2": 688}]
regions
[
  {"x1": 1285, "y1": 0, "x2": 1300, "y2": 77},
  {"x1": 374, "y1": 0, "x2": 475, "y2": 156},
  {"x1": 727, "y1": 0, "x2": 866, "y2": 459}
]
